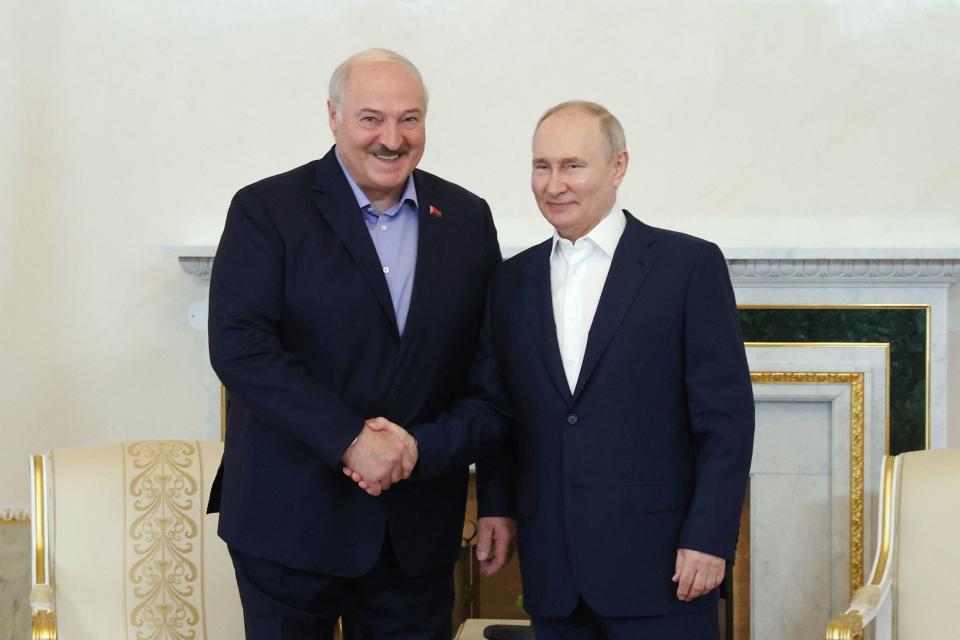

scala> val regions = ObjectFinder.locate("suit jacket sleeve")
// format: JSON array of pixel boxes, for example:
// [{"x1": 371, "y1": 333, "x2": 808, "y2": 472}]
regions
[
  {"x1": 676, "y1": 242, "x2": 755, "y2": 562},
  {"x1": 410, "y1": 204, "x2": 517, "y2": 517},
  {"x1": 208, "y1": 188, "x2": 363, "y2": 470}
]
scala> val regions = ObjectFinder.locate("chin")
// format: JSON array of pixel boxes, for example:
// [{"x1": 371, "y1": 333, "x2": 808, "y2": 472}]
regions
[
  {"x1": 372, "y1": 162, "x2": 412, "y2": 179},
  {"x1": 545, "y1": 213, "x2": 577, "y2": 232}
]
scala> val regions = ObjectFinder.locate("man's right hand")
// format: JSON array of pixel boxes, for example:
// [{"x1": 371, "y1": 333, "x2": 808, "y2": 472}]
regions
[
  {"x1": 476, "y1": 516, "x2": 517, "y2": 577},
  {"x1": 341, "y1": 418, "x2": 418, "y2": 496}
]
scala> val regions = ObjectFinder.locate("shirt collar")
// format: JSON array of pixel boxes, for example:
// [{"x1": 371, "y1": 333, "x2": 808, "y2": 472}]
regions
[
  {"x1": 551, "y1": 204, "x2": 626, "y2": 258},
  {"x1": 335, "y1": 147, "x2": 418, "y2": 216}
]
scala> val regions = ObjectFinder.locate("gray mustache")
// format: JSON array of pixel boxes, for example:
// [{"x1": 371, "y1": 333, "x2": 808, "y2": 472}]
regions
[{"x1": 372, "y1": 145, "x2": 409, "y2": 157}]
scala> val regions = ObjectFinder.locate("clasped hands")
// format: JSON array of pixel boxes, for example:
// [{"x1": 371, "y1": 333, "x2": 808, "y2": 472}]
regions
[
  {"x1": 341, "y1": 417, "x2": 417, "y2": 496},
  {"x1": 342, "y1": 418, "x2": 517, "y2": 576}
]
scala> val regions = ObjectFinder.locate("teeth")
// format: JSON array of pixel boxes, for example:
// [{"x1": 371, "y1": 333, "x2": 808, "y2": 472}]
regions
[{"x1": 375, "y1": 153, "x2": 400, "y2": 160}]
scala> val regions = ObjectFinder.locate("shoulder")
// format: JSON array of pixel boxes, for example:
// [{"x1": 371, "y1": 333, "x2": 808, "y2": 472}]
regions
[
  {"x1": 233, "y1": 160, "x2": 318, "y2": 205},
  {"x1": 503, "y1": 240, "x2": 550, "y2": 269},
  {"x1": 413, "y1": 168, "x2": 488, "y2": 210},
  {"x1": 643, "y1": 223, "x2": 715, "y2": 255},
  {"x1": 625, "y1": 215, "x2": 725, "y2": 267},
  {"x1": 491, "y1": 240, "x2": 550, "y2": 288}
]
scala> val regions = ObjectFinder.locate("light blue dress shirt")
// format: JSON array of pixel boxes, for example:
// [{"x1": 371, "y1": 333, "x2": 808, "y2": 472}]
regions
[{"x1": 335, "y1": 150, "x2": 419, "y2": 335}]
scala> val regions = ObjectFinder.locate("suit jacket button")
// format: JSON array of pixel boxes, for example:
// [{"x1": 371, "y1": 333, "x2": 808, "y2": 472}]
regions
[{"x1": 566, "y1": 414, "x2": 578, "y2": 425}]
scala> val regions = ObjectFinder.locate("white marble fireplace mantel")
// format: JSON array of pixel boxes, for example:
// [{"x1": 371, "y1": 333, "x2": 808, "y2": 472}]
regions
[{"x1": 163, "y1": 244, "x2": 960, "y2": 284}]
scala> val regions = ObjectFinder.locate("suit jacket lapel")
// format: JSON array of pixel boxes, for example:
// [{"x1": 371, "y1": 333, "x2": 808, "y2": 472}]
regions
[
  {"x1": 396, "y1": 171, "x2": 442, "y2": 349},
  {"x1": 572, "y1": 213, "x2": 658, "y2": 401},
  {"x1": 522, "y1": 241, "x2": 573, "y2": 405},
  {"x1": 311, "y1": 149, "x2": 398, "y2": 334}
]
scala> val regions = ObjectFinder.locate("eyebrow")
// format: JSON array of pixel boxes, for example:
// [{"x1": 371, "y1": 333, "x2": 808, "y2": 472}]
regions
[
  {"x1": 355, "y1": 107, "x2": 424, "y2": 117},
  {"x1": 532, "y1": 156, "x2": 586, "y2": 165}
]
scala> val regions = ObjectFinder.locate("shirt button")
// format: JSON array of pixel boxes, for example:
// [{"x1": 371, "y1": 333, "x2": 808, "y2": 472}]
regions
[
  {"x1": 383, "y1": 267, "x2": 390, "y2": 274},
  {"x1": 380, "y1": 225, "x2": 388, "y2": 231},
  {"x1": 566, "y1": 414, "x2": 578, "y2": 425}
]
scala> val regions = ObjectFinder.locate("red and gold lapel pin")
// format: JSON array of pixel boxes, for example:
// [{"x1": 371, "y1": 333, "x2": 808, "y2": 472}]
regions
[{"x1": 428, "y1": 205, "x2": 443, "y2": 218}]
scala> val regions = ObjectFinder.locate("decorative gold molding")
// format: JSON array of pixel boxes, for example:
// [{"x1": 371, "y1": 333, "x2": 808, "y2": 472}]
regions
[
  {"x1": 30, "y1": 455, "x2": 56, "y2": 639},
  {"x1": 124, "y1": 441, "x2": 204, "y2": 640},
  {"x1": 751, "y1": 371, "x2": 865, "y2": 596},
  {"x1": 32, "y1": 455, "x2": 47, "y2": 585},
  {"x1": 745, "y1": 342, "x2": 890, "y2": 454},
  {"x1": 31, "y1": 610, "x2": 57, "y2": 640},
  {"x1": 867, "y1": 456, "x2": 895, "y2": 586},
  {"x1": 220, "y1": 386, "x2": 227, "y2": 442},
  {"x1": 739, "y1": 303, "x2": 931, "y2": 450},
  {"x1": 738, "y1": 304, "x2": 931, "y2": 310},
  {"x1": 0, "y1": 517, "x2": 29, "y2": 525},
  {"x1": 744, "y1": 342, "x2": 890, "y2": 347},
  {"x1": 824, "y1": 610, "x2": 864, "y2": 640},
  {"x1": 924, "y1": 306, "x2": 931, "y2": 449}
]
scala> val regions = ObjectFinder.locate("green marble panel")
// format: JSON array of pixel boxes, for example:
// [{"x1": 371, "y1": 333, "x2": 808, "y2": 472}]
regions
[{"x1": 739, "y1": 307, "x2": 927, "y2": 455}]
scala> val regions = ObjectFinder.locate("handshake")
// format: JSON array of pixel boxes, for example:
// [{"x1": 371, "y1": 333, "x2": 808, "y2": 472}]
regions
[{"x1": 340, "y1": 417, "x2": 417, "y2": 496}]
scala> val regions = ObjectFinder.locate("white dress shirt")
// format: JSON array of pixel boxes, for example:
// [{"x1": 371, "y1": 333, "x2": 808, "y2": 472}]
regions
[{"x1": 550, "y1": 207, "x2": 627, "y2": 392}]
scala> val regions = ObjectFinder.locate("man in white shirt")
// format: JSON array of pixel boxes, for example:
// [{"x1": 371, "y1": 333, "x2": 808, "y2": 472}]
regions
[{"x1": 484, "y1": 101, "x2": 754, "y2": 639}]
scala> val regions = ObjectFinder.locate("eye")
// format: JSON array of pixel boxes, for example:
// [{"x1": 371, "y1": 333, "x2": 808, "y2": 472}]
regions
[
  {"x1": 403, "y1": 115, "x2": 421, "y2": 123},
  {"x1": 360, "y1": 116, "x2": 378, "y2": 124}
]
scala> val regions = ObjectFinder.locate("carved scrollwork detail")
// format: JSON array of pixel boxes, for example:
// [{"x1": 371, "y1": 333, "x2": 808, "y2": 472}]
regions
[
  {"x1": 125, "y1": 441, "x2": 203, "y2": 640},
  {"x1": 177, "y1": 257, "x2": 213, "y2": 281}
]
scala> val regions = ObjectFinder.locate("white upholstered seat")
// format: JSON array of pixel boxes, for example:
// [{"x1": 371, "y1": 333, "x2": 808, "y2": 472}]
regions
[
  {"x1": 29, "y1": 440, "x2": 243, "y2": 640},
  {"x1": 825, "y1": 448, "x2": 960, "y2": 639}
]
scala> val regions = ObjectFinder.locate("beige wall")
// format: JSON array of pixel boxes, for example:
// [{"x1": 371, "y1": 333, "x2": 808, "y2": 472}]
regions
[{"x1": 2, "y1": 0, "x2": 959, "y2": 507}]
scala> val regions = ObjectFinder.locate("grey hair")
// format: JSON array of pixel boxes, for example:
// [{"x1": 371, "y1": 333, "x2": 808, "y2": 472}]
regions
[
  {"x1": 328, "y1": 48, "x2": 428, "y2": 114},
  {"x1": 534, "y1": 100, "x2": 626, "y2": 160}
]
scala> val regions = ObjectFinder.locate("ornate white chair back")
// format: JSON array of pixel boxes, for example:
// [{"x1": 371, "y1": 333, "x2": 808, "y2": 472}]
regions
[
  {"x1": 30, "y1": 440, "x2": 243, "y2": 640},
  {"x1": 893, "y1": 448, "x2": 960, "y2": 638}
]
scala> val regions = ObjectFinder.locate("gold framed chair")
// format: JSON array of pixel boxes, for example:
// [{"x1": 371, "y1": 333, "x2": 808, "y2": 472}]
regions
[
  {"x1": 29, "y1": 440, "x2": 243, "y2": 639},
  {"x1": 826, "y1": 448, "x2": 960, "y2": 639}
]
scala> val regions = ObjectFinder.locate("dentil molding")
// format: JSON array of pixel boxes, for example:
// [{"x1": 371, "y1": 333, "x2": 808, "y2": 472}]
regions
[{"x1": 165, "y1": 245, "x2": 960, "y2": 287}]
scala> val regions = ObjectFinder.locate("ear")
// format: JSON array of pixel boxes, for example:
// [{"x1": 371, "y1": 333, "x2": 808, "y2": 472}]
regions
[
  {"x1": 611, "y1": 149, "x2": 629, "y2": 187},
  {"x1": 327, "y1": 100, "x2": 338, "y2": 134}
]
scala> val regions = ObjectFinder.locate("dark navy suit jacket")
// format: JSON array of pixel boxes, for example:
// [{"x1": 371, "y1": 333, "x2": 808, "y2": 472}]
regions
[
  {"x1": 477, "y1": 212, "x2": 755, "y2": 619},
  {"x1": 207, "y1": 147, "x2": 511, "y2": 577}
]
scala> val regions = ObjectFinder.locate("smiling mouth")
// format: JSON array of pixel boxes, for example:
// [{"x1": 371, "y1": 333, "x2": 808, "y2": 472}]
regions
[{"x1": 371, "y1": 145, "x2": 408, "y2": 162}]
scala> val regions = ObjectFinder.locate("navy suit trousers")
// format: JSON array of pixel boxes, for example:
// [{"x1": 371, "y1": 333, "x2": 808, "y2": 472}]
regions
[{"x1": 230, "y1": 533, "x2": 453, "y2": 640}]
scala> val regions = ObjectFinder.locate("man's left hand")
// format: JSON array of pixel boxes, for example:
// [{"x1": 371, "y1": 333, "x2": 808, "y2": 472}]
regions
[{"x1": 672, "y1": 548, "x2": 726, "y2": 601}]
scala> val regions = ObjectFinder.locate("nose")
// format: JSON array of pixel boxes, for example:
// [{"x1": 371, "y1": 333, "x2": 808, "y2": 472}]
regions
[
  {"x1": 546, "y1": 170, "x2": 565, "y2": 197},
  {"x1": 381, "y1": 120, "x2": 402, "y2": 150}
]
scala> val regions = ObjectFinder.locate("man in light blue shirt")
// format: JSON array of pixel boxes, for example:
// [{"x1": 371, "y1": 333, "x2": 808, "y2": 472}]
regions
[{"x1": 209, "y1": 48, "x2": 514, "y2": 640}]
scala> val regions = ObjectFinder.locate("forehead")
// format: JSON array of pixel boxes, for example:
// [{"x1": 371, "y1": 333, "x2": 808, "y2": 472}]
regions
[
  {"x1": 533, "y1": 110, "x2": 605, "y2": 158},
  {"x1": 343, "y1": 61, "x2": 426, "y2": 110}
]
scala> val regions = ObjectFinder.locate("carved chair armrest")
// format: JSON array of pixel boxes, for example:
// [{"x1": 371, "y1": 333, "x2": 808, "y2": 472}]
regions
[
  {"x1": 825, "y1": 581, "x2": 890, "y2": 639},
  {"x1": 30, "y1": 584, "x2": 58, "y2": 640}
]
